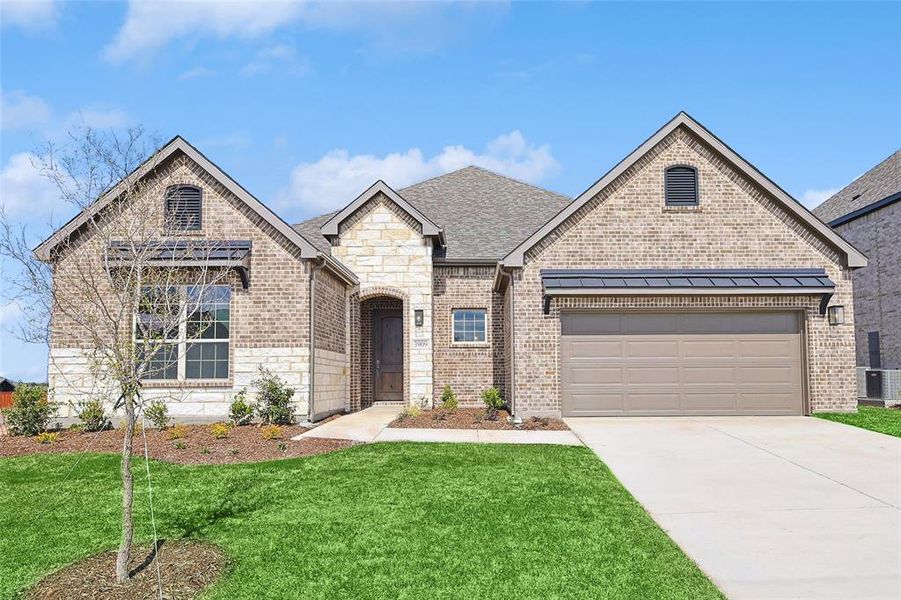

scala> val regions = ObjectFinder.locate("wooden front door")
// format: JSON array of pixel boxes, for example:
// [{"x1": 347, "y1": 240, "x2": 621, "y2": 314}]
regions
[{"x1": 373, "y1": 309, "x2": 404, "y2": 402}]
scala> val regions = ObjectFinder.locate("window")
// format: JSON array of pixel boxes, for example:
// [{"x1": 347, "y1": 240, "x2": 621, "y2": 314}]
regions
[
  {"x1": 452, "y1": 309, "x2": 487, "y2": 343},
  {"x1": 664, "y1": 165, "x2": 699, "y2": 206},
  {"x1": 134, "y1": 285, "x2": 230, "y2": 381},
  {"x1": 165, "y1": 185, "x2": 202, "y2": 230}
]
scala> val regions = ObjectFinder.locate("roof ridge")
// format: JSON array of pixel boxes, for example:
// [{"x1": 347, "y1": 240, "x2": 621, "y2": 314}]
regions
[{"x1": 400, "y1": 164, "x2": 570, "y2": 201}]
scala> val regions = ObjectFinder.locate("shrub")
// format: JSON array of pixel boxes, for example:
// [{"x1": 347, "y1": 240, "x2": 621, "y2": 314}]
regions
[
  {"x1": 4, "y1": 384, "x2": 55, "y2": 436},
  {"x1": 37, "y1": 432, "x2": 59, "y2": 444},
  {"x1": 144, "y1": 400, "x2": 170, "y2": 431},
  {"x1": 210, "y1": 422, "x2": 231, "y2": 439},
  {"x1": 260, "y1": 424, "x2": 284, "y2": 440},
  {"x1": 276, "y1": 442, "x2": 288, "y2": 453},
  {"x1": 200, "y1": 447, "x2": 211, "y2": 455},
  {"x1": 75, "y1": 399, "x2": 111, "y2": 432},
  {"x1": 229, "y1": 448, "x2": 239, "y2": 457},
  {"x1": 253, "y1": 367, "x2": 296, "y2": 425},
  {"x1": 167, "y1": 424, "x2": 188, "y2": 440},
  {"x1": 174, "y1": 440, "x2": 187, "y2": 450},
  {"x1": 481, "y1": 387, "x2": 503, "y2": 421},
  {"x1": 229, "y1": 390, "x2": 254, "y2": 426},
  {"x1": 431, "y1": 409, "x2": 448, "y2": 422},
  {"x1": 439, "y1": 385, "x2": 458, "y2": 412},
  {"x1": 396, "y1": 406, "x2": 421, "y2": 421}
]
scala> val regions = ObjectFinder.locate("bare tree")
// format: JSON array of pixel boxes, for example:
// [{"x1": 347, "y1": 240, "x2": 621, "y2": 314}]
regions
[{"x1": 1, "y1": 127, "x2": 232, "y2": 582}]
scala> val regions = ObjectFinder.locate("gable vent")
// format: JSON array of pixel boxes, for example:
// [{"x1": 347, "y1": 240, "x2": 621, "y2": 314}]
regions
[
  {"x1": 165, "y1": 185, "x2": 202, "y2": 231},
  {"x1": 665, "y1": 166, "x2": 699, "y2": 206}
]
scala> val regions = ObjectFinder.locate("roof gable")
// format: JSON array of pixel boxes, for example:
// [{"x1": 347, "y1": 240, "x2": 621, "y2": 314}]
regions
[
  {"x1": 502, "y1": 112, "x2": 867, "y2": 269},
  {"x1": 319, "y1": 180, "x2": 443, "y2": 241},
  {"x1": 35, "y1": 136, "x2": 322, "y2": 261},
  {"x1": 812, "y1": 150, "x2": 900, "y2": 224}
]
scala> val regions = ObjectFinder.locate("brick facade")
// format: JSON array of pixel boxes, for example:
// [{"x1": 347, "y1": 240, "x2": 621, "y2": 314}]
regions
[
  {"x1": 832, "y1": 201, "x2": 901, "y2": 369},
  {"x1": 432, "y1": 265, "x2": 505, "y2": 405},
  {"x1": 511, "y1": 127, "x2": 857, "y2": 416}
]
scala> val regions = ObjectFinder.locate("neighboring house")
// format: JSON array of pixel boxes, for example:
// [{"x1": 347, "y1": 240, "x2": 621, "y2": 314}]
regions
[
  {"x1": 813, "y1": 151, "x2": 900, "y2": 370},
  {"x1": 38, "y1": 112, "x2": 866, "y2": 420},
  {"x1": 0, "y1": 378, "x2": 16, "y2": 410}
]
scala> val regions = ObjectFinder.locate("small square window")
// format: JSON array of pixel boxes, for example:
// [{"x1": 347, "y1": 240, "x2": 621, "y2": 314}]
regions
[{"x1": 452, "y1": 309, "x2": 486, "y2": 343}]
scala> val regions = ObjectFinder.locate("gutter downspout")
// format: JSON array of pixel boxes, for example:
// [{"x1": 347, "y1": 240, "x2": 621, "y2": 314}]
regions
[
  {"x1": 308, "y1": 255, "x2": 327, "y2": 423},
  {"x1": 500, "y1": 266, "x2": 517, "y2": 419}
]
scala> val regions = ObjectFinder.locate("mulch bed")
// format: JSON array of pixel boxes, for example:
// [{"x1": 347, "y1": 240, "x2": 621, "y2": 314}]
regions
[
  {"x1": 0, "y1": 423, "x2": 356, "y2": 465},
  {"x1": 389, "y1": 407, "x2": 569, "y2": 430},
  {"x1": 25, "y1": 540, "x2": 225, "y2": 600}
]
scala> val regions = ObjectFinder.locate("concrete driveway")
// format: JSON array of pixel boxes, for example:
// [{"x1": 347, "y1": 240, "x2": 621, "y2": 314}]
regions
[{"x1": 566, "y1": 416, "x2": 901, "y2": 600}]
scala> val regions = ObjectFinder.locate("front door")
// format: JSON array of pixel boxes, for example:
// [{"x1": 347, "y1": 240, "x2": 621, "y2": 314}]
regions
[{"x1": 373, "y1": 309, "x2": 403, "y2": 402}]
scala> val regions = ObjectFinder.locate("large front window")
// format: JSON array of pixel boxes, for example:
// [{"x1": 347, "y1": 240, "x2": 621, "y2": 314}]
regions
[{"x1": 135, "y1": 285, "x2": 231, "y2": 381}]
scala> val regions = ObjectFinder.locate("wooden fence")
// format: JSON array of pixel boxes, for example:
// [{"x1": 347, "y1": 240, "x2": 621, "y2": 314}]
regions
[{"x1": 0, "y1": 391, "x2": 14, "y2": 409}]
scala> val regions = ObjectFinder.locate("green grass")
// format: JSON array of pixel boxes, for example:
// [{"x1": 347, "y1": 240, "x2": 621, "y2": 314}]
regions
[
  {"x1": 816, "y1": 405, "x2": 901, "y2": 437},
  {"x1": 0, "y1": 444, "x2": 722, "y2": 599}
]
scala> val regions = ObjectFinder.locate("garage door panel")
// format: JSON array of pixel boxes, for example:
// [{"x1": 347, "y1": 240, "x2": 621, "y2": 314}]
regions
[
  {"x1": 570, "y1": 366, "x2": 623, "y2": 385},
  {"x1": 626, "y1": 340, "x2": 679, "y2": 358},
  {"x1": 626, "y1": 366, "x2": 680, "y2": 384},
  {"x1": 684, "y1": 366, "x2": 736, "y2": 384},
  {"x1": 561, "y1": 311, "x2": 803, "y2": 417}
]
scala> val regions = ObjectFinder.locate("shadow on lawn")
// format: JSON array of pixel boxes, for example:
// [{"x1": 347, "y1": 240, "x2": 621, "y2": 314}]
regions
[{"x1": 169, "y1": 476, "x2": 266, "y2": 538}]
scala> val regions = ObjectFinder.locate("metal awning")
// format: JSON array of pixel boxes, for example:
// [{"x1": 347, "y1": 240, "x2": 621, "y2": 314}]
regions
[
  {"x1": 107, "y1": 240, "x2": 252, "y2": 288},
  {"x1": 541, "y1": 269, "x2": 836, "y2": 315}
]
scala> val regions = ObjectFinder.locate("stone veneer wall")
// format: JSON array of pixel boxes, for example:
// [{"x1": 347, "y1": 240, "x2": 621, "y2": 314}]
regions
[
  {"x1": 48, "y1": 153, "x2": 317, "y2": 420},
  {"x1": 833, "y1": 201, "x2": 901, "y2": 369},
  {"x1": 432, "y1": 265, "x2": 505, "y2": 405},
  {"x1": 512, "y1": 126, "x2": 856, "y2": 416},
  {"x1": 333, "y1": 194, "x2": 433, "y2": 406}
]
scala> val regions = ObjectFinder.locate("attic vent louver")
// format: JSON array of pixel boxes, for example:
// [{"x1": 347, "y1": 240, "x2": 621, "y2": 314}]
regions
[
  {"x1": 165, "y1": 185, "x2": 202, "y2": 231},
  {"x1": 665, "y1": 166, "x2": 699, "y2": 206}
]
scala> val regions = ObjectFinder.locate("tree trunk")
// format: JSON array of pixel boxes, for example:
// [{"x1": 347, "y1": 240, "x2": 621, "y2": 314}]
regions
[{"x1": 115, "y1": 390, "x2": 136, "y2": 583}]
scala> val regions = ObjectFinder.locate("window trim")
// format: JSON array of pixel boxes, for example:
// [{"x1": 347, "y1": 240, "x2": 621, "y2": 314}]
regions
[
  {"x1": 664, "y1": 164, "x2": 700, "y2": 207},
  {"x1": 134, "y1": 284, "x2": 231, "y2": 383},
  {"x1": 450, "y1": 307, "x2": 489, "y2": 346},
  {"x1": 164, "y1": 184, "x2": 203, "y2": 232}
]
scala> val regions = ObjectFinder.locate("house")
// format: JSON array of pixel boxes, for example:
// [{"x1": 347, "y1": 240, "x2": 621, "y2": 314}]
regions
[
  {"x1": 37, "y1": 112, "x2": 866, "y2": 420},
  {"x1": 813, "y1": 150, "x2": 900, "y2": 402},
  {"x1": 0, "y1": 377, "x2": 16, "y2": 410}
]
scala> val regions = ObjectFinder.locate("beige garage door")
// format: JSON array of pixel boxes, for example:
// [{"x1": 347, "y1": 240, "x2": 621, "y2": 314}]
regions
[{"x1": 561, "y1": 312, "x2": 804, "y2": 416}]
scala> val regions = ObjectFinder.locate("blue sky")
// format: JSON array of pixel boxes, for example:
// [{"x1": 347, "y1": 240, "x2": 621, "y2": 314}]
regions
[{"x1": 1, "y1": 0, "x2": 899, "y2": 382}]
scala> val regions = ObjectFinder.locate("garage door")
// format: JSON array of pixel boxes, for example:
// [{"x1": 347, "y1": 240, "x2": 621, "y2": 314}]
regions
[{"x1": 561, "y1": 312, "x2": 804, "y2": 416}]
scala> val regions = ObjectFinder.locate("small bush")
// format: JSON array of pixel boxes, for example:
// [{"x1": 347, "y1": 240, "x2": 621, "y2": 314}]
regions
[
  {"x1": 210, "y1": 422, "x2": 231, "y2": 439},
  {"x1": 431, "y1": 409, "x2": 448, "y2": 422},
  {"x1": 439, "y1": 385, "x2": 458, "y2": 412},
  {"x1": 229, "y1": 390, "x2": 254, "y2": 426},
  {"x1": 68, "y1": 423, "x2": 85, "y2": 433},
  {"x1": 253, "y1": 367, "x2": 296, "y2": 425},
  {"x1": 5, "y1": 384, "x2": 55, "y2": 436},
  {"x1": 396, "y1": 406, "x2": 422, "y2": 421},
  {"x1": 167, "y1": 424, "x2": 188, "y2": 440},
  {"x1": 260, "y1": 424, "x2": 284, "y2": 440},
  {"x1": 174, "y1": 440, "x2": 187, "y2": 450},
  {"x1": 144, "y1": 400, "x2": 170, "y2": 431},
  {"x1": 75, "y1": 399, "x2": 111, "y2": 432},
  {"x1": 481, "y1": 387, "x2": 503, "y2": 421},
  {"x1": 200, "y1": 447, "x2": 211, "y2": 455},
  {"x1": 229, "y1": 448, "x2": 239, "y2": 457},
  {"x1": 37, "y1": 431, "x2": 59, "y2": 444},
  {"x1": 276, "y1": 442, "x2": 288, "y2": 453}
]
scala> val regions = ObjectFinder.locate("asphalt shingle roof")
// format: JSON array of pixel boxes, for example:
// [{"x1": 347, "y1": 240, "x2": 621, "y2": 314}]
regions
[
  {"x1": 812, "y1": 150, "x2": 901, "y2": 224},
  {"x1": 292, "y1": 166, "x2": 572, "y2": 260}
]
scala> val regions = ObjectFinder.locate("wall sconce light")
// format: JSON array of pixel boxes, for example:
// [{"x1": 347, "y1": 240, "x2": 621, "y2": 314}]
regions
[
  {"x1": 414, "y1": 309, "x2": 424, "y2": 327},
  {"x1": 827, "y1": 305, "x2": 845, "y2": 326}
]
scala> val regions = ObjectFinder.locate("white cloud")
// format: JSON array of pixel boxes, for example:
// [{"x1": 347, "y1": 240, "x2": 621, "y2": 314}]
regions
[
  {"x1": 0, "y1": 152, "x2": 60, "y2": 218},
  {"x1": 104, "y1": 0, "x2": 507, "y2": 63},
  {"x1": 278, "y1": 130, "x2": 559, "y2": 216},
  {"x1": 240, "y1": 43, "x2": 310, "y2": 77},
  {"x1": 0, "y1": 0, "x2": 59, "y2": 31},
  {"x1": 801, "y1": 188, "x2": 839, "y2": 208},
  {"x1": 178, "y1": 66, "x2": 216, "y2": 81},
  {"x1": 0, "y1": 89, "x2": 52, "y2": 131},
  {"x1": 104, "y1": 0, "x2": 306, "y2": 64}
]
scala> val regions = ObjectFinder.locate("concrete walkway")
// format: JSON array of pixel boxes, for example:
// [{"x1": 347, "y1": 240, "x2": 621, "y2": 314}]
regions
[
  {"x1": 375, "y1": 427, "x2": 582, "y2": 445},
  {"x1": 293, "y1": 405, "x2": 582, "y2": 446},
  {"x1": 566, "y1": 416, "x2": 901, "y2": 600},
  {"x1": 293, "y1": 405, "x2": 399, "y2": 442}
]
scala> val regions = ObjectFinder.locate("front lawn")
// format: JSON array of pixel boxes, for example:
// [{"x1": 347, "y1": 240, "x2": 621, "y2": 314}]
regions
[
  {"x1": 0, "y1": 443, "x2": 722, "y2": 599},
  {"x1": 815, "y1": 405, "x2": 901, "y2": 437}
]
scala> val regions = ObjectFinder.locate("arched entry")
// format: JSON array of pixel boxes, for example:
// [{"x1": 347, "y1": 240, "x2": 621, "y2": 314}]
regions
[{"x1": 355, "y1": 288, "x2": 409, "y2": 409}]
